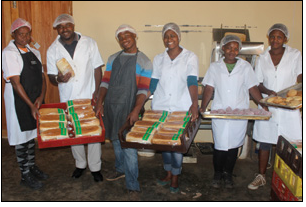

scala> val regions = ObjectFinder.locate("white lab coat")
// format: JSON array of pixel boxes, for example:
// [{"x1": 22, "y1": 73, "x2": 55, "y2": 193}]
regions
[
  {"x1": 2, "y1": 40, "x2": 43, "y2": 145},
  {"x1": 202, "y1": 57, "x2": 259, "y2": 151},
  {"x1": 253, "y1": 45, "x2": 302, "y2": 144},
  {"x1": 151, "y1": 47, "x2": 199, "y2": 111},
  {"x1": 47, "y1": 32, "x2": 104, "y2": 102}
]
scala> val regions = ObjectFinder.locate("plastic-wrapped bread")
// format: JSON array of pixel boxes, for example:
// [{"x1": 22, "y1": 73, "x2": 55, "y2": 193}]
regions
[
  {"x1": 56, "y1": 58, "x2": 75, "y2": 77},
  {"x1": 134, "y1": 120, "x2": 162, "y2": 129},
  {"x1": 142, "y1": 114, "x2": 168, "y2": 123},
  {"x1": 39, "y1": 108, "x2": 65, "y2": 115},
  {"x1": 69, "y1": 111, "x2": 96, "y2": 122},
  {"x1": 74, "y1": 125, "x2": 102, "y2": 138},
  {"x1": 170, "y1": 111, "x2": 189, "y2": 117},
  {"x1": 72, "y1": 118, "x2": 100, "y2": 129},
  {"x1": 167, "y1": 115, "x2": 190, "y2": 122},
  {"x1": 40, "y1": 128, "x2": 69, "y2": 141},
  {"x1": 162, "y1": 121, "x2": 189, "y2": 129},
  {"x1": 152, "y1": 133, "x2": 181, "y2": 146},
  {"x1": 67, "y1": 99, "x2": 92, "y2": 108},
  {"x1": 126, "y1": 131, "x2": 153, "y2": 144},
  {"x1": 39, "y1": 121, "x2": 66, "y2": 132},
  {"x1": 143, "y1": 110, "x2": 169, "y2": 116},
  {"x1": 130, "y1": 126, "x2": 157, "y2": 134},
  {"x1": 158, "y1": 127, "x2": 184, "y2": 135},
  {"x1": 39, "y1": 114, "x2": 67, "y2": 123},
  {"x1": 68, "y1": 105, "x2": 94, "y2": 115}
]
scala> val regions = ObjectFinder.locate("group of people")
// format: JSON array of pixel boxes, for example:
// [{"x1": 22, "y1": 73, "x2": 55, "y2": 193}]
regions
[{"x1": 2, "y1": 12, "x2": 302, "y2": 200}]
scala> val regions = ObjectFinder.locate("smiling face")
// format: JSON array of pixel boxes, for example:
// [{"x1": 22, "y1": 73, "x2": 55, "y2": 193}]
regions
[
  {"x1": 222, "y1": 41, "x2": 240, "y2": 64},
  {"x1": 163, "y1": 30, "x2": 180, "y2": 50},
  {"x1": 268, "y1": 30, "x2": 287, "y2": 50},
  {"x1": 56, "y1": 23, "x2": 75, "y2": 43},
  {"x1": 12, "y1": 26, "x2": 31, "y2": 48},
  {"x1": 117, "y1": 31, "x2": 137, "y2": 53}
]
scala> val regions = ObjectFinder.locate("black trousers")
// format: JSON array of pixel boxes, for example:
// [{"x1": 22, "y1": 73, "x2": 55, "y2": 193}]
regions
[
  {"x1": 213, "y1": 147, "x2": 238, "y2": 175},
  {"x1": 15, "y1": 139, "x2": 36, "y2": 175}
]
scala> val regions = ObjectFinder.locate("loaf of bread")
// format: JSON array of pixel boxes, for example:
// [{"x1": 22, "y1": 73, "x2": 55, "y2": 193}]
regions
[
  {"x1": 74, "y1": 125, "x2": 102, "y2": 138},
  {"x1": 170, "y1": 111, "x2": 189, "y2": 117},
  {"x1": 143, "y1": 110, "x2": 169, "y2": 116},
  {"x1": 39, "y1": 108, "x2": 65, "y2": 115},
  {"x1": 39, "y1": 121, "x2": 66, "y2": 132},
  {"x1": 39, "y1": 114, "x2": 67, "y2": 123},
  {"x1": 67, "y1": 99, "x2": 92, "y2": 108},
  {"x1": 68, "y1": 105, "x2": 94, "y2": 115},
  {"x1": 142, "y1": 114, "x2": 168, "y2": 123},
  {"x1": 40, "y1": 128, "x2": 69, "y2": 141},
  {"x1": 167, "y1": 115, "x2": 190, "y2": 122},
  {"x1": 158, "y1": 127, "x2": 184, "y2": 135},
  {"x1": 287, "y1": 89, "x2": 297, "y2": 97},
  {"x1": 152, "y1": 133, "x2": 181, "y2": 146},
  {"x1": 130, "y1": 126, "x2": 157, "y2": 134},
  {"x1": 69, "y1": 111, "x2": 96, "y2": 121},
  {"x1": 162, "y1": 121, "x2": 189, "y2": 129},
  {"x1": 56, "y1": 58, "x2": 75, "y2": 77},
  {"x1": 134, "y1": 120, "x2": 162, "y2": 129},
  {"x1": 72, "y1": 118, "x2": 100, "y2": 129},
  {"x1": 126, "y1": 131, "x2": 153, "y2": 144}
]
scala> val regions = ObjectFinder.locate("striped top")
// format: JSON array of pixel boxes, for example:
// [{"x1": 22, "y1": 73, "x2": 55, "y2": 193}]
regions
[{"x1": 100, "y1": 51, "x2": 152, "y2": 95}]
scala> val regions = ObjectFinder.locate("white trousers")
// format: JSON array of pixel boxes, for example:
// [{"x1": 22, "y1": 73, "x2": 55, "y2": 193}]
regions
[{"x1": 71, "y1": 142, "x2": 102, "y2": 172}]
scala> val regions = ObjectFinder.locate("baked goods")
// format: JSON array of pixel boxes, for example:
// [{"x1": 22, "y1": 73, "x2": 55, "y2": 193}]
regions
[
  {"x1": 287, "y1": 89, "x2": 297, "y2": 97},
  {"x1": 170, "y1": 111, "x2": 189, "y2": 117},
  {"x1": 130, "y1": 126, "x2": 157, "y2": 134},
  {"x1": 126, "y1": 131, "x2": 153, "y2": 144},
  {"x1": 142, "y1": 114, "x2": 168, "y2": 123},
  {"x1": 162, "y1": 121, "x2": 189, "y2": 129},
  {"x1": 152, "y1": 133, "x2": 181, "y2": 145},
  {"x1": 143, "y1": 110, "x2": 168, "y2": 116},
  {"x1": 267, "y1": 96, "x2": 277, "y2": 103},
  {"x1": 39, "y1": 121, "x2": 66, "y2": 132},
  {"x1": 69, "y1": 111, "x2": 96, "y2": 121},
  {"x1": 56, "y1": 58, "x2": 75, "y2": 77},
  {"x1": 72, "y1": 118, "x2": 100, "y2": 129},
  {"x1": 167, "y1": 115, "x2": 190, "y2": 122},
  {"x1": 158, "y1": 127, "x2": 184, "y2": 135},
  {"x1": 134, "y1": 121, "x2": 162, "y2": 129},
  {"x1": 67, "y1": 99, "x2": 92, "y2": 108},
  {"x1": 68, "y1": 105, "x2": 94, "y2": 115},
  {"x1": 266, "y1": 94, "x2": 302, "y2": 107},
  {"x1": 39, "y1": 114, "x2": 67, "y2": 123},
  {"x1": 40, "y1": 128, "x2": 69, "y2": 141},
  {"x1": 39, "y1": 108, "x2": 65, "y2": 115},
  {"x1": 296, "y1": 91, "x2": 302, "y2": 97},
  {"x1": 74, "y1": 125, "x2": 102, "y2": 137}
]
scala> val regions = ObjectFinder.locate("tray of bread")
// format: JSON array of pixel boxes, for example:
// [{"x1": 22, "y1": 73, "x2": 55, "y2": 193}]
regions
[
  {"x1": 118, "y1": 110, "x2": 201, "y2": 153},
  {"x1": 201, "y1": 107, "x2": 272, "y2": 120},
  {"x1": 260, "y1": 83, "x2": 302, "y2": 109},
  {"x1": 37, "y1": 99, "x2": 105, "y2": 149}
]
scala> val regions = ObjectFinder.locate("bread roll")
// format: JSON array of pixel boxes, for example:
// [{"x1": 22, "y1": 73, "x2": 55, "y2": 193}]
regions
[
  {"x1": 39, "y1": 108, "x2": 65, "y2": 115},
  {"x1": 68, "y1": 105, "x2": 94, "y2": 115},
  {"x1": 143, "y1": 110, "x2": 169, "y2": 116},
  {"x1": 152, "y1": 133, "x2": 181, "y2": 145},
  {"x1": 158, "y1": 127, "x2": 184, "y2": 135},
  {"x1": 134, "y1": 120, "x2": 162, "y2": 129},
  {"x1": 39, "y1": 121, "x2": 66, "y2": 132},
  {"x1": 126, "y1": 131, "x2": 153, "y2": 144},
  {"x1": 167, "y1": 115, "x2": 190, "y2": 122},
  {"x1": 40, "y1": 128, "x2": 69, "y2": 141},
  {"x1": 67, "y1": 99, "x2": 92, "y2": 108},
  {"x1": 72, "y1": 118, "x2": 100, "y2": 129},
  {"x1": 287, "y1": 89, "x2": 297, "y2": 97},
  {"x1": 56, "y1": 58, "x2": 75, "y2": 77},
  {"x1": 69, "y1": 111, "x2": 96, "y2": 121},
  {"x1": 39, "y1": 114, "x2": 67, "y2": 123},
  {"x1": 74, "y1": 125, "x2": 102, "y2": 137},
  {"x1": 288, "y1": 100, "x2": 301, "y2": 107},
  {"x1": 142, "y1": 114, "x2": 168, "y2": 123},
  {"x1": 170, "y1": 111, "x2": 189, "y2": 117},
  {"x1": 267, "y1": 96, "x2": 277, "y2": 103},
  {"x1": 130, "y1": 126, "x2": 157, "y2": 134},
  {"x1": 162, "y1": 121, "x2": 189, "y2": 129}
]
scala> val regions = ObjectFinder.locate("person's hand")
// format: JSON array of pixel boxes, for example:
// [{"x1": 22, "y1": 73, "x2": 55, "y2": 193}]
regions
[
  {"x1": 34, "y1": 96, "x2": 44, "y2": 109},
  {"x1": 95, "y1": 103, "x2": 104, "y2": 117},
  {"x1": 57, "y1": 72, "x2": 72, "y2": 83},
  {"x1": 127, "y1": 110, "x2": 139, "y2": 126},
  {"x1": 189, "y1": 104, "x2": 199, "y2": 122},
  {"x1": 30, "y1": 104, "x2": 40, "y2": 120},
  {"x1": 267, "y1": 90, "x2": 277, "y2": 96}
]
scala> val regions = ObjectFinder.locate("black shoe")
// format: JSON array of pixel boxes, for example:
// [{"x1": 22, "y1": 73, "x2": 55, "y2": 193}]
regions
[
  {"x1": 72, "y1": 168, "x2": 86, "y2": 178},
  {"x1": 211, "y1": 171, "x2": 223, "y2": 189},
  {"x1": 20, "y1": 172, "x2": 43, "y2": 190},
  {"x1": 223, "y1": 172, "x2": 234, "y2": 189},
  {"x1": 91, "y1": 171, "x2": 103, "y2": 182},
  {"x1": 30, "y1": 165, "x2": 49, "y2": 180}
]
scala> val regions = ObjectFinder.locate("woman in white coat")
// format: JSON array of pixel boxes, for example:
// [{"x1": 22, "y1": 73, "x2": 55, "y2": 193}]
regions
[
  {"x1": 248, "y1": 24, "x2": 302, "y2": 190},
  {"x1": 2, "y1": 18, "x2": 48, "y2": 190},
  {"x1": 200, "y1": 35, "x2": 266, "y2": 189}
]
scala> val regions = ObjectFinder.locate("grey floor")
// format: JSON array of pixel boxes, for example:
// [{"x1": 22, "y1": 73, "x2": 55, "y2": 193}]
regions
[{"x1": 1, "y1": 138, "x2": 274, "y2": 202}]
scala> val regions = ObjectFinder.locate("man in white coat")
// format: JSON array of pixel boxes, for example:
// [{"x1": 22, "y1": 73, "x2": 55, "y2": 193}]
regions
[{"x1": 47, "y1": 14, "x2": 104, "y2": 182}]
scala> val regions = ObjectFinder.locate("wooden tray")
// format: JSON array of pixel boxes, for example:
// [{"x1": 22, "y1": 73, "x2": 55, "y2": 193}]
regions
[
  {"x1": 201, "y1": 111, "x2": 271, "y2": 120},
  {"x1": 37, "y1": 102, "x2": 105, "y2": 149},
  {"x1": 260, "y1": 83, "x2": 302, "y2": 110},
  {"x1": 118, "y1": 113, "x2": 201, "y2": 153}
]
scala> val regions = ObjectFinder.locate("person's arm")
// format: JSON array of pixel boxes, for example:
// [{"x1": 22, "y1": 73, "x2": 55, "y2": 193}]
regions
[
  {"x1": 10, "y1": 76, "x2": 39, "y2": 119},
  {"x1": 93, "y1": 66, "x2": 103, "y2": 102},
  {"x1": 95, "y1": 86, "x2": 107, "y2": 117},
  {"x1": 249, "y1": 85, "x2": 269, "y2": 111},
  {"x1": 48, "y1": 72, "x2": 72, "y2": 86},
  {"x1": 33, "y1": 73, "x2": 46, "y2": 109},
  {"x1": 297, "y1": 74, "x2": 302, "y2": 83},
  {"x1": 200, "y1": 85, "x2": 214, "y2": 113},
  {"x1": 126, "y1": 93, "x2": 147, "y2": 125},
  {"x1": 187, "y1": 76, "x2": 199, "y2": 122},
  {"x1": 258, "y1": 83, "x2": 277, "y2": 96}
]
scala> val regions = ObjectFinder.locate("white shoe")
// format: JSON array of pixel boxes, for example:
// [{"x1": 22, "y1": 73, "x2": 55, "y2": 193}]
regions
[{"x1": 248, "y1": 174, "x2": 266, "y2": 190}]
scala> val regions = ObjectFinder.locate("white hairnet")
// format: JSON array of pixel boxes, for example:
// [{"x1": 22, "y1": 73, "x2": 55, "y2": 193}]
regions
[
  {"x1": 115, "y1": 24, "x2": 138, "y2": 40},
  {"x1": 53, "y1": 14, "x2": 75, "y2": 28},
  {"x1": 267, "y1": 23, "x2": 289, "y2": 39},
  {"x1": 162, "y1": 23, "x2": 181, "y2": 41},
  {"x1": 220, "y1": 35, "x2": 242, "y2": 54},
  {"x1": 10, "y1": 18, "x2": 31, "y2": 35}
]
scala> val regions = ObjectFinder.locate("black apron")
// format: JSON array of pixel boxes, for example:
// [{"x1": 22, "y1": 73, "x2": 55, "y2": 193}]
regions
[
  {"x1": 103, "y1": 51, "x2": 138, "y2": 141},
  {"x1": 13, "y1": 42, "x2": 43, "y2": 131}
]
